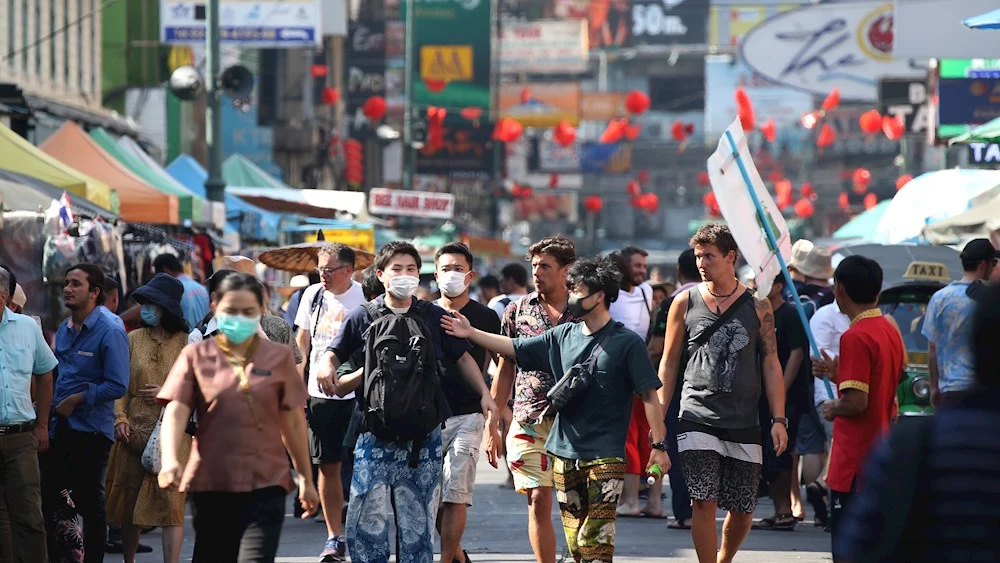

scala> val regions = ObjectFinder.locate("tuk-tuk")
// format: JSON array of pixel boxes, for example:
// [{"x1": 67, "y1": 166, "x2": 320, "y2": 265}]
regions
[{"x1": 833, "y1": 245, "x2": 962, "y2": 419}]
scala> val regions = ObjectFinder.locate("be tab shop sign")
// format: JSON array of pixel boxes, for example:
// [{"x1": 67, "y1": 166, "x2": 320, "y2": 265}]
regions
[{"x1": 369, "y1": 188, "x2": 455, "y2": 220}]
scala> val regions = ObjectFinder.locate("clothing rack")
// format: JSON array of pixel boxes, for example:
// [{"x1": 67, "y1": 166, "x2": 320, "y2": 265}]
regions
[{"x1": 123, "y1": 222, "x2": 195, "y2": 252}]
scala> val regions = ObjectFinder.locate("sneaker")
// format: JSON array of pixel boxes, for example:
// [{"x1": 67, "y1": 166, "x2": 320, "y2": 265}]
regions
[{"x1": 319, "y1": 535, "x2": 347, "y2": 562}]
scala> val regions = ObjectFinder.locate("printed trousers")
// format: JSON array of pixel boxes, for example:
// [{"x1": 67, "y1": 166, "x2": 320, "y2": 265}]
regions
[{"x1": 553, "y1": 456, "x2": 626, "y2": 563}]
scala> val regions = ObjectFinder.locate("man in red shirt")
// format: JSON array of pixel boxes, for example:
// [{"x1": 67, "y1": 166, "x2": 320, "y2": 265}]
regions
[{"x1": 813, "y1": 255, "x2": 903, "y2": 562}]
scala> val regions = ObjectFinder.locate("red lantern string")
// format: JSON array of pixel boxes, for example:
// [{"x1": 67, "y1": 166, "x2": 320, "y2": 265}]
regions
[{"x1": 759, "y1": 119, "x2": 776, "y2": 143}]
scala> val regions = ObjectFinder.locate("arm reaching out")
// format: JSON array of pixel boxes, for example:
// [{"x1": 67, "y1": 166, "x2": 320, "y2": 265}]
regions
[{"x1": 441, "y1": 311, "x2": 516, "y2": 358}]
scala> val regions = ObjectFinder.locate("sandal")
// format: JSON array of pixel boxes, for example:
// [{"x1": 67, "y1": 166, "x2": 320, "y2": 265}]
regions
[
  {"x1": 667, "y1": 519, "x2": 691, "y2": 529},
  {"x1": 806, "y1": 482, "x2": 829, "y2": 527},
  {"x1": 753, "y1": 514, "x2": 797, "y2": 531}
]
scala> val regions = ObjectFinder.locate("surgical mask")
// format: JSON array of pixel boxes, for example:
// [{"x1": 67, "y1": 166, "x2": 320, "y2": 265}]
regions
[
  {"x1": 566, "y1": 293, "x2": 599, "y2": 318},
  {"x1": 438, "y1": 271, "x2": 470, "y2": 298},
  {"x1": 140, "y1": 304, "x2": 161, "y2": 327},
  {"x1": 215, "y1": 313, "x2": 261, "y2": 344},
  {"x1": 387, "y1": 275, "x2": 420, "y2": 299}
]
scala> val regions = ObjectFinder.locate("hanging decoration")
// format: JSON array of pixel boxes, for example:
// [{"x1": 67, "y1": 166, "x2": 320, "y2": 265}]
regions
[
  {"x1": 310, "y1": 64, "x2": 327, "y2": 78},
  {"x1": 362, "y1": 96, "x2": 387, "y2": 120},
  {"x1": 640, "y1": 193, "x2": 660, "y2": 213},
  {"x1": 776, "y1": 190, "x2": 792, "y2": 210},
  {"x1": 520, "y1": 87, "x2": 532, "y2": 104},
  {"x1": 424, "y1": 78, "x2": 448, "y2": 93},
  {"x1": 697, "y1": 171, "x2": 710, "y2": 187},
  {"x1": 492, "y1": 118, "x2": 523, "y2": 142},
  {"x1": 584, "y1": 195, "x2": 604, "y2": 213},
  {"x1": 626, "y1": 180, "x2": 642, "y2": 198},
  {"x1": 801, "y1": 111, "x2": 821, "y2": 130},
  {"x1": 426, "y1": 107, "x2": 447, "y2": 152},
  {"x1": 625, "y1": 90, "x2": 651, "y2": 115},
  {"x1": 625, "y1": 124, "x2": 641, "y2": 142},
  {"x1": 801, "y1": 182, "x2": 816, "y2": 200},
  {"x1": 703, "y1": 192, "x2": 721, "y2": 217},
  {"x1": 600, "y1": 119, "x2": 628, "y2": 144},
  {"x1": 882, "y1": 115, "x2": 904, "y2": 140},
  {"x1": 864, "y1": 193, "x2": 878, "y2": 210},
  {"x1": 637, "y1": 170, "x2": 649, "y2": 185},
  {"x1": 670, "y1": 121, "x2": 689, "y2": 152},
  {"x1": 774, "y1": 179, "x2": 793, "y2": 197},
  {"x1": 759, "y1": 119, "x2": 776, "y2": 143},
  {"x1": 838, "y1": 192, "x2": 850, "y2": 212},
  {"x1": 321, "y1": 87, "x2": 340, "y2": 105},
  {"x1": 794, "y1": 198, "x2": 815, "y2": 218},
  {"x1": 549, "y1": 173, "x2": 560, "y2": 188},
  {"x1": 858, "y1": 110, "x2": 882, "y2": 135},
  {"x1": 816, "y1": 123, "x2": 836, "y2": 149},
  {"x1": 460, "y1": 107, "x2": 483, "y2": 124},
  {"x1": 896, "y1": 174, "x2": 913, "y2": 191},
  {"x1": 852, "y1": 167, "x2": 872, "y2": 193},
  {"x1": 553, "y1": 120, "x2": 577, "y2": 147},
  {"x1": 735, "y1": 87, "x2": 756, "y2": 131},
  {"x1": 821, "y1": 88, "x2": 841, "y2": 112}
]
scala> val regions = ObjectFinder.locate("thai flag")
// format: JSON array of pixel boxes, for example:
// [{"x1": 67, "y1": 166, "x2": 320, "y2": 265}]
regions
[{"x1": 59, "y1": 192, "x2": 75, "y2": 229}]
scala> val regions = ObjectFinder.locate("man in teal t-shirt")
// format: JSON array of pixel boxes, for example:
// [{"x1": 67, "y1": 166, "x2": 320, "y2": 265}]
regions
[{"x1": 443, "y1": 257, "x2": 668, "y2": 563}]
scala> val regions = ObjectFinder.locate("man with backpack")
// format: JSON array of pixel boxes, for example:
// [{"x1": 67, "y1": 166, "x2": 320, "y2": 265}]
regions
[
  {"x1": 487, "y1": 263, "x2": 529, "y2": 318},
  {"x1": 316, "y1": 241, "x2": 498, "y2": 563},
  {"x1": 293, "y1": 243, "x2": 367, "y2": 562},
  {"x1": 442, "y1": 257, "x2": 669, "y2": 563},
  {"x1": 433, "y1": 243, "x2": 501, "y2": 563}
]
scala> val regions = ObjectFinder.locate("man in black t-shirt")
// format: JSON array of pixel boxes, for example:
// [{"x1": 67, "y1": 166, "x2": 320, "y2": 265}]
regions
[
  {"x1": 434, "y1": 243, "x2": 502, "y2": 563},
  {"x1": 754, "y1": 274, "x2": 810, "y2": 531}
]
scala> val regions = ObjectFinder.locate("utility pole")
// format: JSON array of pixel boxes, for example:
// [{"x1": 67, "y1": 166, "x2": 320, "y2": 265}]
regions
[
  {"x1": 402, "y1": 0, "x2": 414, "y2": 191},
  {"x1": 204, "y1": 0, "x2": 226, "y2": 203}
]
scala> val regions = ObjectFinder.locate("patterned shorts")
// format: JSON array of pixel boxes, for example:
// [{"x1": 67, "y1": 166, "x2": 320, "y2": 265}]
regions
[
  {"x1": 679, "y1": 450, "x2": 762, "y2": 514},
  {"x1": 553, "y1": 457, "x2": 626, "y2": 563},
  {"x1": 506, "y1": 417, "x2": 555, "y2": 493}
]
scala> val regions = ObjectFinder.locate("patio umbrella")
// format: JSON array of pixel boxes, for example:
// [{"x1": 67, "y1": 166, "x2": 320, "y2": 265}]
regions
[
  {"x1": 964, "y1": 8, "x2": 1000, "y2": 29},
  {"x1": 258, "y1": 242, "x2": 375, "y2": 273},
  {"x1": 948, "y1": 115, "x2": 1000, "y2": 145},
  {"x1": 833, "y1": 200, "x2": 891, "y2": 241}
]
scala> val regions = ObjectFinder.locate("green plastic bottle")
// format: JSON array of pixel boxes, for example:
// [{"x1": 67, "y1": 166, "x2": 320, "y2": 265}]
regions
[{"x1": 646, "y1": 464, "x2": 663, "y2": 485}]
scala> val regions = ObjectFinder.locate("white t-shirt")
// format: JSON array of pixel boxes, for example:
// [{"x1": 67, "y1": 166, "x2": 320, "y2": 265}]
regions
[
  {"x1": 294, "y1": 281, "x2": 367, "y2": 400},
  {"x1": 609, "y1": 282, "x2": 653, "y2": 341},
  {"x1": 187, "y1": 316, "x2": 270, "y2": 344},
  {"x1": 488, "y1": 293, "x2": 525, "y2": 318},
  {"x1": 809, "y1": 302, "x2": 850, "y2": 404}
]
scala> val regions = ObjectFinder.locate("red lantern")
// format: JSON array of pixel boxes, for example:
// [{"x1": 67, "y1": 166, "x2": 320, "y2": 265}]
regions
[
  {"x1": 426, "y1": 106, "x2": 447, "y2": 152},
  {"x1": 735, "y1": 87, "x2": 755, "y2": 131},
  {"x1": 521, "y1": 187, "x2": 534, "y2": 198},
  {"x1": 627, "y1": 180, "x2": 642, "y2": 198},
  {"x1": 584, "y1": 195, "x2": 604, "y2": 213},
  {"x1": 816, "y1": 123, "x2": 836, "y2": 148},
  {"x1": 852, "y1": 168, "x2": 872, "y2": 191},
  {"x1": 321, "y1": 87, "x2": 340, "y2": 105},
  {"x1": 641, "y1": 193, "x2": 660, "y2": 212},
  {"x1": 362, "y1": 96, "x2": 387, "y2": 120},
  {"x1": 838, "y1": 192, "x2": 850, "y2": 212},
  {"x1": 625, "y1": 90, "x2": 651, "y2": 114},
  {"x1": 310, "y1": 64, "x2": 327, "y2": 78},
  {"x1": 794, "y1": 198, "x2": 815, "y2": 218},
  {"x1": 801, "y1": 182, "x2": 816, "y2": 200},
  {"x1": 460, "y1": 107, "x2": 482, "y2": 123},
  {"x1": 600, "y1": 119, "x2": 627, "y2": 144},
  {"x1": 882, "y1": 115, "x2": 904, "y2": 140},
  {"x1": 492, "y1": 118, "x2": 523, "y2": 142},
  {"x1": 553, "y1": 120, "x2": 577, "y2": 147},
  {"x1": 684, "y1": 123, "x2": 695, "y2": 135},
  {"x1": 821, "y1": 88, "x2": 841, "y2": 112},
  {"x1": 776, "y1": 190, "x2": 792, "y2": 210},
  {"x1": 697, "y1": 171, "x2": 710, "y2": 187},
  {"x1": 858, "y1": 110, "x2": 882, "y2": 135},
  {"x1": 520, "y1": 87, "x2": 532, "y2": 104},
  {"x1": 775, "y1": 179, "x2": 793, "y2": 197},
  {"x1": 637, "y1": 170, "x2": 650, "y2": 184},
  {"x1": 671, "y1": 120, "x2": 687, "y2": 142},
  {"x1": 425, "y1": 78, "x2": 448, "y2": 93},
  {"x1": 549, "y1": 173, "x2": 559, "y2": 189},
  {"x1": 511, "y1": 184, "x2": 524, "y2": 198},
  {"x1": 760, "y1": 119, "x2": 776, "y2": 143},
  {"x1": 801, "y1": 111, "x2": 821, "y2": 130},
  {"x1": 896, "y1": 174, "x2": 913, "y2": 191},
  {"x1": 703, "y1": 192, "x2": 720, "y2": 217},
  {"x1": 864, "y1": 193, "x2": 878, "y2": 210},
  {"x1": 625, "y1": 124, "x2": 641, "y2": 141},
  {"x1": 767, "y1": 170, "x2": 784, "y2": 183}
]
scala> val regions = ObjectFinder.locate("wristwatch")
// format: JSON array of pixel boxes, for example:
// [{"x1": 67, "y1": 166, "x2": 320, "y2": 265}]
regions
[
  {"x1": 651, "y1": 439, "x2": 669, "y2": 452},
  {"x1": 771, "y1": 417, "x2": 789, "y2": 427}
]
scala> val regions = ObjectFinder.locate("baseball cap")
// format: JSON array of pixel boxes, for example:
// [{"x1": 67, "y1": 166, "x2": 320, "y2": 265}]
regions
[{"x1": 960, "y1": 239, "x2": 1000, "y2": 263}]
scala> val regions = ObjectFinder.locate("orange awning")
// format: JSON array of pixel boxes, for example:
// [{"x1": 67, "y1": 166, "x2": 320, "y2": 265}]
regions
[{"x1": 40, "y1": 122, "x2": 179, "y2": 224}]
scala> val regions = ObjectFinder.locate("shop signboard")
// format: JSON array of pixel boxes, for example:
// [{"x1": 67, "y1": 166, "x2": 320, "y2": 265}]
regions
[
  {"x1": 305, "y1": 227, "x2": 376, "y2": 252},
  {"x1": 968, "y1": 143, "x2": 1000, "y2": 165},
  {"x1": 344, "y1": 21, "x2": 386, "y2": 137},
  {"x1": 369, "y1": 188, "x2": 456, "y2": 220},
  {"x1": 161, "y1": 0, "x2": 321, "y2": 46},
  {"x1": 414, "y1": 123, "x2": 495, "y2": 179},
  {"x1": 932, "y1": 59, "x2": 1000, "y2": 142},
  {"x1": 579, "y1": 92, "x2": 626, "y2": 121},
  {"x1": 877, "y1": 77, "x2": 929, "y2": 134},
  {"x1": 740, "y1": 1, "x2": 923, "y2": 101},
  {"x1": 500, "y1": 20, "x2": 589, "y2": 74},
  {"x1": 630, "y1": 0, "x2": 709, "y2": 46},
  {"x1": 499, "y1": 83, "x2": 581, "y2": 128}
]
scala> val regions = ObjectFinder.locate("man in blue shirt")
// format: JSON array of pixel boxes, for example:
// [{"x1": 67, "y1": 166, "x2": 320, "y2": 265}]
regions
[
  {"x1": 46, "y1": 263, "x2": 129, "y2": 563},
  {"x1": 922, "y1": 238, "x2": 999, "y2": 407},
  {"x1": 0, "y1": 265, "x2": 57, "y2": 562},
  {"x1": 153, "y1": 253, "x2": 209, "y2": 330}
]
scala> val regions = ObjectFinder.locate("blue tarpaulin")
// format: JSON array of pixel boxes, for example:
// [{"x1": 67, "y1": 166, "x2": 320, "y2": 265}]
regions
[{"x1": 166, "y1": 155, "x2": 284, "y2": 244}]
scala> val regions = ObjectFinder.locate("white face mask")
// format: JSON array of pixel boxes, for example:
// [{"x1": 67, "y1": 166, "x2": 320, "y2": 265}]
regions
[
  {"x1": 438, "y1": 271, "x2": 470, "y2": 298},
  {"x1": 387, "y1": 275, "x2": 420, "y2": 299}
]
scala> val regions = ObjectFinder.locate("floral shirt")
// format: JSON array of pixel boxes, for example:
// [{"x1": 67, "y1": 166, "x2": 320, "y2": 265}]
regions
[{"x1": 501, "y1": 292, "x2": 578, "y2": 423}]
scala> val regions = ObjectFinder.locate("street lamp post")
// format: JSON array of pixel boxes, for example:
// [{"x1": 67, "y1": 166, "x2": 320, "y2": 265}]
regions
[
  {"x1": 204, "y1": 0, "x2": 226, "y2": 203},
  {"x1": 402, "y1": 0, "x2": 415, "y2": 192}
]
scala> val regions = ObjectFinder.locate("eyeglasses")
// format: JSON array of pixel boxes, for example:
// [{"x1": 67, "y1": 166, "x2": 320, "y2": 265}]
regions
[{"x1": 316, "y1": 265, "x2": 349, "y2": 275}]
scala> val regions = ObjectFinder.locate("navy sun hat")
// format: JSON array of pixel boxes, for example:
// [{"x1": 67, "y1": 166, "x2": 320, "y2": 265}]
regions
[{"x1": 132, "y1": 273, "x2": 186, "y2": 325}]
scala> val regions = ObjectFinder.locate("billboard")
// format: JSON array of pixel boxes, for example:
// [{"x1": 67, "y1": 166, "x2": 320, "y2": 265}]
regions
[
  {"x1": 579, "y1": 92, "x2": 626, "y2": 121},
  {"x1": 500, "y1": 20, "x2": 589, "y2": 74},
  {"x1": 369, "y1": 188, "x2": 456, "y2": 220},
  {"x1": 344, "y1": 21, "x2": 386, "y2": 137},
  {"x1": 500, "y1": 83, "x2": 581, "y2": 127},
  {"x1": 709, "y1": 3, "x2": 800, "y2": 48},
  {"x1": 414, "y1": 123, "x2": 495, "y2": 179},
  {"x1": 410, "y1": 0, "x2": 493, "y2": 112},
  {"x1": 740, "y1": 1, "x2": 923, "y2": 101},
  {"x1": 554, "y1": 0, "x2": 632, "y2": 51},
  {"x1": 161, "y1": 0, "x2": 321, "y2": 46},
  {"x1": 933, "y1": 59, "x2": 1000, "y2": 142},
  {"x1": 630, "y1": 0, "x2": 709, "y2": 46}
]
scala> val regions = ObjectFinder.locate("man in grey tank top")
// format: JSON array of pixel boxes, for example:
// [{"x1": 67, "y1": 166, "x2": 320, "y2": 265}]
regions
[{"x1": 656, "y1": 224, "x2": 788, "y2": 563}]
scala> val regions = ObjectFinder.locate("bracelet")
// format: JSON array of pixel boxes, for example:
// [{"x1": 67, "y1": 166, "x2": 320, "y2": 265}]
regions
[{"x1": 771, "y1": 417, "x2": 788, "y2": 427}]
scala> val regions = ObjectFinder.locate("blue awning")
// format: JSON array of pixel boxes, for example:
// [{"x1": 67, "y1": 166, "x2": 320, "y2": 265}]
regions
[{"x1": 166, "y1": 155, "x2": 284, "y2": 244}]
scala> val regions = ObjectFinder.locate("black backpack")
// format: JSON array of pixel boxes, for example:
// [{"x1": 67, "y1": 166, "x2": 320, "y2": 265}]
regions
[{"x1": 361, "y1": 300, "x2": 443, "y2": 451}]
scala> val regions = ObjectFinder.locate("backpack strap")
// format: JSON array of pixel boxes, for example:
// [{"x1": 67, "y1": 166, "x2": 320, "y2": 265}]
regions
[
  {"x1": 309, "y1": 286, "x2": 325, "y2": 335},
  {"x1": 691, "y1": 289, "x2": 754, "y2": 351},
  {"x1": 584, "y1": 321, "x2": 619, "y2": 371}
]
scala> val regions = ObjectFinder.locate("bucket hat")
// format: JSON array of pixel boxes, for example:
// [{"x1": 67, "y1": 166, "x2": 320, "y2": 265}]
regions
[
  {"x1": 789, "y1": 239, "x2": 834, "y2": 280},
  {"x1": 133, "y1": 273, "x2": 185, "y2": 325}
]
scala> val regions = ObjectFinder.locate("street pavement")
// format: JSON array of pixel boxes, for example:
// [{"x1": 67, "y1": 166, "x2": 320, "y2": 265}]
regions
[{"x1": 107, "y1": 458, "x2": 833, "y2": 562}]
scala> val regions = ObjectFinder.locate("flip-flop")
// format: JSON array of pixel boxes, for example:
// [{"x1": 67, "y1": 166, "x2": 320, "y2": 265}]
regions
[
  {"x1": 640, "y1": 510, "x2": 667, "y2": 519},
  {"x1": 667, "y1": 520, "x2": 691, "y2": 529},
  {"x1": 616, "y1": 510, "x2": 644, "y2": 518}
]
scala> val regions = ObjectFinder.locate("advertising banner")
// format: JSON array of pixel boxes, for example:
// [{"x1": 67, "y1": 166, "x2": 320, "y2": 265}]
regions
[
  {"x1": 500, "y1": 83, "x2": 581, "y2": 127},
  {"x1": 415, "y1": 123, "x2": 495, "y2": 179},
  {"x1": 410, "y1": 0, "x2": 493, "y2": 112},
  {"x1": 305, "y1": 227, "x2": 376, "y2": 252},
  {"x1": 580, "y1": 142, "x2": 631, "y2": 174},
  {"x1": 630, "y1": 0, "x2": 709, "y2": 46},
  {"x1": 934, "y1": 59, "x2": 1000, "y2": 141},
  {"x1": 579, "y1": 92, "x2": 626, "y2": 121},
  {"x1": 554, "y1": 0, "x2": 632, "y2": 51},
  {"x1": 740, "y1": 1, "x2": 923, "y2": 101},
  {"x1": 500, "y1": 20, "x2": 589, "y2": 74},
  {"x1": 161, "y1": 0, "x2": 321, "y2": 46},
  {"x1": 344, "y1": 21, "x2": 386, "y2": 137},
  {"x1": 709, "y1": 3, "x2": 800, "y2": 48},
  {"x1": 369, "y1": 188, "x2": 456, "y2": 220}
]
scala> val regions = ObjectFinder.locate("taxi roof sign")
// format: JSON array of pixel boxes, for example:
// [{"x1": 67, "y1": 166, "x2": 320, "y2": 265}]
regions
[{"x1": 903, "y1": 261, "x2": 951, "y2": 282}]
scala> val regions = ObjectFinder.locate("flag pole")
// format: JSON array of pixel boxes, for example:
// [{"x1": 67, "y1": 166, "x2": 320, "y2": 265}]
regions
[{"x1": 723, "y1": 129, "x2": 836, "y2": 399}]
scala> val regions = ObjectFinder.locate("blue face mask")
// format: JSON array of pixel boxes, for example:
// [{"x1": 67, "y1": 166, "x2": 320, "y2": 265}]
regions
[
  {"x1": 215, "y1": 313, "x2": 261, "y2": 344},
  {"x1": 140, "y1": 304, "x2": 161, "y2": 327}
]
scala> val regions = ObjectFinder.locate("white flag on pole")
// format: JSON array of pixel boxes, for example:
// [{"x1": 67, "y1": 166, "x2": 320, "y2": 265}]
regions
[{"x1": 706, "y1": 119, "x2": 792, "y2": 297}]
